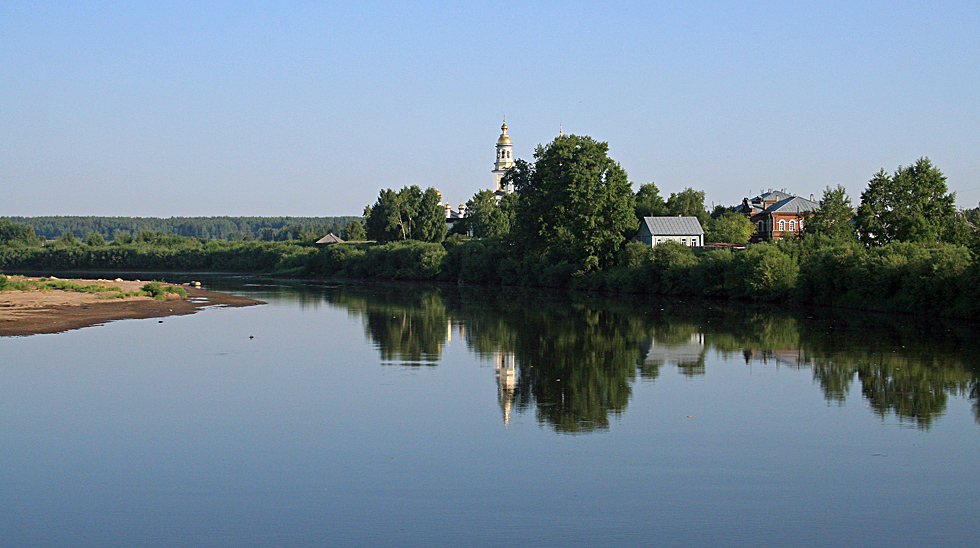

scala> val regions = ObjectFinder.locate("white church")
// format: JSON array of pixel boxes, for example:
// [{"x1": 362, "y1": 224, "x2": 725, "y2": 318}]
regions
[{"x1": 443, "y1": 119, "x2": 516, "y2": 229}]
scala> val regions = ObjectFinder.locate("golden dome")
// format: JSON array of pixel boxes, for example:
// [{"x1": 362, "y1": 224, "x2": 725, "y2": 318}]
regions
[{"x1": 497, "y1": 121, "x2": 511, "y2": 145}]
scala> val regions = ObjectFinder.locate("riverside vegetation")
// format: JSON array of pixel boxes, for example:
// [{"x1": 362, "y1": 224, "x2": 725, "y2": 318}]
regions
[
  {"x1": 3, "y1": 136, "x2": 979, "y2": 319},
  {"x1": 0, "y1": 274, "x2": 186, "y2": 300}
]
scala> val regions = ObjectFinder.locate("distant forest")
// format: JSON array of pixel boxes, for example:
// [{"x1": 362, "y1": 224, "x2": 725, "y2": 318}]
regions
[{"x1": 2, "y1": 216, "x2": 361, "y2": 242}]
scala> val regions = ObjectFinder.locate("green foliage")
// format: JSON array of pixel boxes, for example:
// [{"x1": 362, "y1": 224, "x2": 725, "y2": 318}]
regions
[
  {"x1": 463, "y1": 190, "x2": 516, "y2": 238},
  {"x1": 634, "y1": 182, "x2": 668, "y2": 219},
  {"x1": 705, "y1": 211, "x2": 754, "y2": 243},
  {"x1": 364, "y1": 186, "x2": 447, "y2": 243},
  {"x1": 86, "y1": 232, "x2": 106, "y2": 246},
  {"x1": 0, "y1": 275, "x2": 124, "y2": 294},
  {"x1": 665, "y1": 188, "x2": 710, "y2": 226},
  {"x1": 855, "y1": 158, "x2": 962, "y2": 246},
  {"x1": 113, "y1": 231, "x2": 134, "y2": 244},
  {"x1": 359, "y1": 241, "x2": 446, "y2": 280},
  {"x1": 307, "y1": 243, "x2": 367, "y2": 277},
  {"x1": 342, "y1": 219, "x2": 366, "y2": 241},
  {"x1": 140, "y1": 281, "x2": 187, "y2": 300},
  {"x1": 795, "y1": 241, "x2": 866, "y2": 304},
  {"x1": 0, "y1": 220, "x2": 43, "y2": 247},
  {"x1": 0, "y1": 273, "x2": 21, "y2": 290},
  {"x1": 648, "y1": 241, "x2": 699, "y2": 294},
  {"x1": 2, "y1": 216, "x2": 360, "y2": 242},
  {"x1": 506, "y1": 134, "x2": 638, "y2": 270},
  {"x1": 732, "y1": 244, "x2": 798, "y2": 299},
  {"x1": 803, "y1": 185, "x2": 855, "y2": 242},
  {"x1": 440, "y1": 237, "x2": 519, "y2": 285}
]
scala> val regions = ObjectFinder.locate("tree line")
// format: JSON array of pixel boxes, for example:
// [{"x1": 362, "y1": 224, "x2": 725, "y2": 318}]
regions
[
  {"x1": 4, "y1": 134, "x2": 980, "y2": 320},
  {"x1": 1, "y1": 216, "x2": 361, "y2": 242}
]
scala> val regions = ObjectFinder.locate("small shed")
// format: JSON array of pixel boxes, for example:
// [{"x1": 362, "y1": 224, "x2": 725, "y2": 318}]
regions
[
  {"x1": 634, "y1": 216, "x2": 704, "y2": 247},
  {"x1": 315, "y1": 233, "x2": 345, "y2": 245}
]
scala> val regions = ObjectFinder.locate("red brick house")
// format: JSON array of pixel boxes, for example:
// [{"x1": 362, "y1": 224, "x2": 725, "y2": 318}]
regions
[{"x1": 741, "y1": 191, "x2": 819, "y2": 243}]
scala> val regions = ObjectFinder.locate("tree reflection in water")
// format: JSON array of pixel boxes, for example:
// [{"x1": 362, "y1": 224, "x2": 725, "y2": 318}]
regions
[{"x1": 309, "y1": 282, "x2": 980, "y2": 432}]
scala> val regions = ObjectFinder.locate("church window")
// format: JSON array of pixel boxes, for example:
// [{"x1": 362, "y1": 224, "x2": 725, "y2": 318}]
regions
[{"x1": 778, "y1": 220, "x2": 785, "y2": 231}]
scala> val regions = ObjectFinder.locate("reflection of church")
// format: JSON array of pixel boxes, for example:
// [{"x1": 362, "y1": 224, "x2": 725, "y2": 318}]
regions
[{"x1": 494, "y1": 351, "x2": 517, "y2": 427}]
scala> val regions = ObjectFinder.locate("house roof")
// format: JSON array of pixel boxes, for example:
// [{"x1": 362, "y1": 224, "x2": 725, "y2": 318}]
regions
[
  {"x1": 767, "y1": 196, "x2": 819, "y2": 213},
  {"x1": 315, "y1": 233, "x2": 345, "y2": 244},
  {"x1": 640, "y1": 216, "x2": 704, "y2": 236},
  {"x1": 754, "y1": 190, "x2": 794, "y2": 203}
]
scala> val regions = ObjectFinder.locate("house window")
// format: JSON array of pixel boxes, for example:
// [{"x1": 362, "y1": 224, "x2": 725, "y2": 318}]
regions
[
  {"x1": 778, "y1": 220, "x2": 785, "y2": 231},
  {"x1": 681, "y1": 238, "x2": 687, "y2": 246},
  {"x1": 757, "y1": 221, "x2": 764, "y2": 232},
  {"x1": 789, "y1": 220, "x2": 797, "y2": 232}
]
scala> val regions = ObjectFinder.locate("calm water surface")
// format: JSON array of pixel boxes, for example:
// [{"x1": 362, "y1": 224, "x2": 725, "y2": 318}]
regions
[{"x1": 1, "y1": 278, "x2": 978, "y2": 547}]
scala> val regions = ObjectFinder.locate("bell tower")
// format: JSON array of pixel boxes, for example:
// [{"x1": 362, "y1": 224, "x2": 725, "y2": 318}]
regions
[{"x1": 492, "y1": 119, "x2": 514, "y2": 194}]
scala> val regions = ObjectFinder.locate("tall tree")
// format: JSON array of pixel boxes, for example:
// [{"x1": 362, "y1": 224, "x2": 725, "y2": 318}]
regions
[
  {"x1": 365, "y1": 188, "x2": 407, "y2": 242},
  {"x1": 634, "y1": 182, "x2": 668, "y2": 219},
  {"x1": 504, "y1": 134, "x2": 638, "y2": 270},
  {"x1": 412, "y1": 187, "x2": 447, "y2": 242},
  {"x1": 705, "y1": 211, "x2": 754, "y2": 243},
  {"x1": 364, "y1": 186, "x2": 446, "y2": 243},
  {"x1": 665, "y1": 188, "x2": 710, "y2": 225},
  {"x1": 464, "y1": 189, "x2": 516, "y2": 238},
  {"x1": 342, "y1": 219, "x2": 366, "y2": 241},
  {"x1": 803, "y1": 185, "x2": 855, "y2": 242},
  {"x1": 855, "y1": 158, "x2": 960, "y2": 245},
  {"x1": 0, "y1": 219, "x2": 42, "y2": 247}
]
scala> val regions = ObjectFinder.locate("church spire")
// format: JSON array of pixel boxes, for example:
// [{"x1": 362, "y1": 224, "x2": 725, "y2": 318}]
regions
[{"x1": 492, "y1": 118, "x2": 514, "y2": 193}]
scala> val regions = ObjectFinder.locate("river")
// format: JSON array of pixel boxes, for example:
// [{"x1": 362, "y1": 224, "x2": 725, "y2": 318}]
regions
[{"x1": 1, "y1": 277, "x2": 978, "y2": 547}]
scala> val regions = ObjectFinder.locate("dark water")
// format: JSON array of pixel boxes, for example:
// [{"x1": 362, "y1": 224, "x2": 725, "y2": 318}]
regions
[{"x1": 2, "y1": 278, "x2": 978, "y2": 547}]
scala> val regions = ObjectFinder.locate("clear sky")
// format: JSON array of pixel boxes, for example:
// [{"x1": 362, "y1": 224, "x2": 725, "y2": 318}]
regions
[{"x1": 2, "y1": 1, "x2": 979, "y2": 217}]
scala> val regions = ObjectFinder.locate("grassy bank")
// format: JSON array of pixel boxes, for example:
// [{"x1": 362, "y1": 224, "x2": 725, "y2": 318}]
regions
[{"x1": 3, "y1": 229, "x2": 979, "y2": 320}]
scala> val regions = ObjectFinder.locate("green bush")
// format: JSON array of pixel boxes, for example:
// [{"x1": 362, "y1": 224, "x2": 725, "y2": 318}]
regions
[
  {"x1": 733, "y1": 243, "x2": 798, "y2": 299},
  {"x1": 140, "y1": 281, "x2": 187, "y2": 300}
]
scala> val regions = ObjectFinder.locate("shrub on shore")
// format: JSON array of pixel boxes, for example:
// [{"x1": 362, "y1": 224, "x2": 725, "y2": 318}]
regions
[{"x1": 140, "y1": 282, "x2": 188, "y2": 300}]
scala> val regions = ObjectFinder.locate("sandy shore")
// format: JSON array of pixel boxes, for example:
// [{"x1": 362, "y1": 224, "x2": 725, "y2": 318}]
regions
[{"x1": 0, "y1": 276, "x2": 264, "y2": 337}]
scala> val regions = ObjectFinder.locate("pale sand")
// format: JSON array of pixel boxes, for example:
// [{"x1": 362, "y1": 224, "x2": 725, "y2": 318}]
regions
[{"x1": 0, "y1": 276, "x2": 264, "y2": 337}]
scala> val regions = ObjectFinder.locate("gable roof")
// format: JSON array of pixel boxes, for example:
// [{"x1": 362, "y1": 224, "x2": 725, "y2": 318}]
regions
[{"x1": 640, "y1": 216, "x2": 704, "y2": 236}]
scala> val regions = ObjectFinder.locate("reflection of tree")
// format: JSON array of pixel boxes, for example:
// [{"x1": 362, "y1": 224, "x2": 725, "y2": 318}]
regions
[
  {"x1": 327, "y1": 285, "x2": 449, "y2": 366},
  {"x1": 262, "y1": 280, "x2": 980, "y2": 431},
  {"x1": 795, "y1": 314, "x2": 978, "y2": 429},
  {"x1": 859, "y1": 363, "x2": 950, "y2": 428},
  {"x1": 457, "y1": 294, "x2": 651, "y2": 433},
  {"x1": 972, "y1": 381, "x2": 980, "y2": 426},
  {"x1": 810, "y1": 360, "x2": 853, "y2": 404}
]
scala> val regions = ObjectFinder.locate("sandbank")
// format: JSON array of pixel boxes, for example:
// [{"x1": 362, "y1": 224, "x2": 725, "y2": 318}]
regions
[{"x1": 0, "y1": 276, "x2": 264, "y2": 337}]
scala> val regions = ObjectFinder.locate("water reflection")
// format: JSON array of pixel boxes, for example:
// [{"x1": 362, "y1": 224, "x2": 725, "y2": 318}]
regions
[{"x1": 239, "y1": 281, "x2": 980, "y2": 432}]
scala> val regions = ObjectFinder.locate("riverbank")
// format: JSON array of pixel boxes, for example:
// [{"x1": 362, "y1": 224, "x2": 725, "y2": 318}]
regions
[{"x1": 0, "y1": 275, "x2": 264, "y2": 337}]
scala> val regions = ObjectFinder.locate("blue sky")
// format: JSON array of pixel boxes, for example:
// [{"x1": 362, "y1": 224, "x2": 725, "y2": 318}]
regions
[{"x1": 2, "y1": 1, "x2": 978, "y2": 217}]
